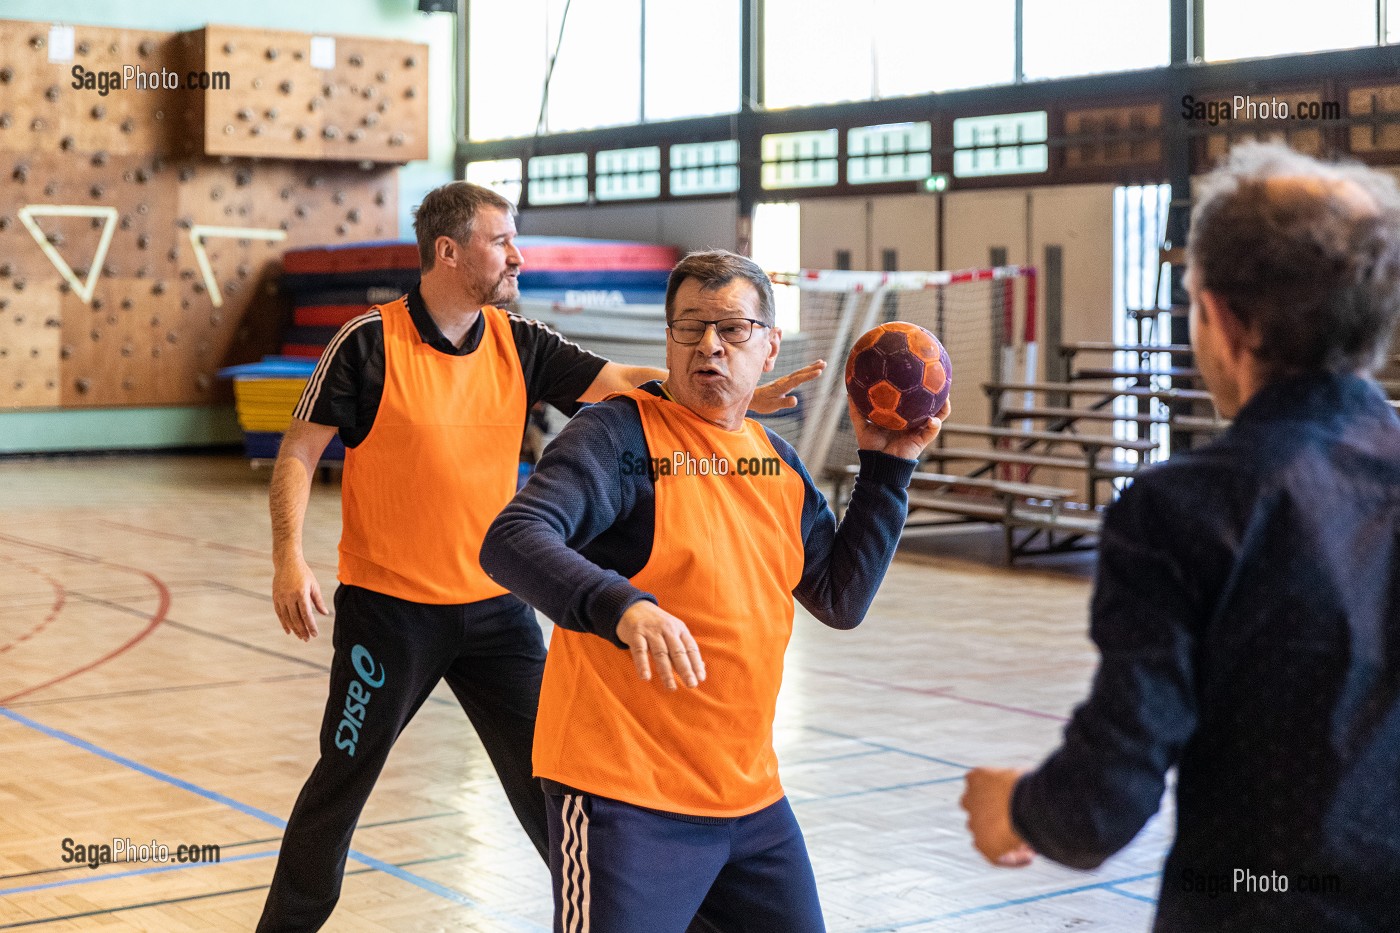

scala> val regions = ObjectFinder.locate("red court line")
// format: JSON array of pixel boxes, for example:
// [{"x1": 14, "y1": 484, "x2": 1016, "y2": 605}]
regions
[
  {"x1": 0, "y1": 556, "x2": 66, "y2": 655},
  {"x1": 95, "y1": 519, "x2": 338, "y2": 572},
  {"x1": 810, "y1": 668, "x2": 1069, "y2": 722},
  {"x1": 923, "y1": 687, "x2": 1069, "y2": 723},
  {"x1": 0, "y1": 533, "x2": 171, "y2": 705}
]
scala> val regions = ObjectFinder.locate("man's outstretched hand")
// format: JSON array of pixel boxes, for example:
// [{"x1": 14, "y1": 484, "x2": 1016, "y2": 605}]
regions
[{"x1": 749, "y1": 360, "x2": 827, "y2": 414}]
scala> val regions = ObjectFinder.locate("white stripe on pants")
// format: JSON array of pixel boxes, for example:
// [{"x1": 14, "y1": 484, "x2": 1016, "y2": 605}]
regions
[{"x1": 561, "y1": 794, "x2": 592, "y2": 933}]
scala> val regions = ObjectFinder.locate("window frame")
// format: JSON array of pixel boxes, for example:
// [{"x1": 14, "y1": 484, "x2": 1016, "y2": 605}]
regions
[{"x1": 459, "y1": 1, "x2": 1400, "y2": 208}]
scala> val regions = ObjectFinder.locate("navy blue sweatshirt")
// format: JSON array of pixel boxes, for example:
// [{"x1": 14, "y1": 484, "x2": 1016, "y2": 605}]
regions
[
  {"x1": 480, "y1": 382, "x2": 917, "y2": 648},
  {"x1": 1011, "y1": 373, "x2": 1400, "y2": 932}
]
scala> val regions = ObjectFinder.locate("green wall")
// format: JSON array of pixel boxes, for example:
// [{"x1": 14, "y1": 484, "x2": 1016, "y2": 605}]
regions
[
  {"x1": 0, "y1": 406, "x2": 242, "y2": 454},
  {"x1": 2, "y1": 1, "x2": 456, "y2": 452}
]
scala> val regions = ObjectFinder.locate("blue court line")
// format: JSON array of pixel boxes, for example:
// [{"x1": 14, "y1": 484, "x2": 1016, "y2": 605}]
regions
[
  {"x1": 804, "y1": 725, "x2": 971, "y2": 770},
  {"x1": 0, "y1": 708, "x2": 546, "y2": 933},
  {"x1": 0, "y1": 849, "x2": 276, "y2": 896},
  {"x1": 1105, "y1": 884, "x2": 1158, "y2": 904},
  {"x1": 794, "y1": 775, "x2": 965, "y2": 805},
  {"x1": 873, "y1": 870, "x2": 1163, "y2": 929},
  {"x1": 0, "y1": 707, "x2": 293, "y2": 826},
  {"x1": 784, "y1": 747, "x2": 889, "y2": 768}
]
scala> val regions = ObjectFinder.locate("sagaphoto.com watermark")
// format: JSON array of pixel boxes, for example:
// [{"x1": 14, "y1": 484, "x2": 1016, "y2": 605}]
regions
[
  {"x1": 71, "y1": 64, "x2": 231, "y2": 96},
  {"x1": 60, "y1": 837, "x2": 221, "y2": 871},
  {"x1": 44, "y1": 24, "x2": 230, "y2": 96},
  {"x1": 1179, "y1": 866, "x2": 1345, "y2": 899},
  {"x1": 1181, "y1": 94, "x2": 1342, "y2": 127},
  {"x1": 619, "y1": 449, "x2": 782, "y2": 481}
]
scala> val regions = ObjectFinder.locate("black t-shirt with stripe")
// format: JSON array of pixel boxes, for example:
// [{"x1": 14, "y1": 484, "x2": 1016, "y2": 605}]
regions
[{"x1": 293, "y1": 286, "x2": 609, "y2": 448}]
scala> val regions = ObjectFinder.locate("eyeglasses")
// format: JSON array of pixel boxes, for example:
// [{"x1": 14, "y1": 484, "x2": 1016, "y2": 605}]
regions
[{"x1": 667, "y1": 318, "x2": 770, "y2": 345}]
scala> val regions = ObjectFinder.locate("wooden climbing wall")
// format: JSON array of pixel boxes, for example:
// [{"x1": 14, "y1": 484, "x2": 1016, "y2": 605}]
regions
[
  {"x1": 193, "y1": 25, "x2": 429, "y2": 163},
  {"x1": 0, "y1": 20, "x2": 425, "y2": 411}
]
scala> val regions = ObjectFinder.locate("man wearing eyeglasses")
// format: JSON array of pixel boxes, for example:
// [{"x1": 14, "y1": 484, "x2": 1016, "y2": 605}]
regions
[{"x1": 481, "y1": 250, "x2": 947, "y2": 933}]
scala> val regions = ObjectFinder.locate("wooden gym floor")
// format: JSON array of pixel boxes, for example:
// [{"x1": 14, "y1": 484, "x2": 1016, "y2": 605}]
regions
[{"x1": 0, "y1": 454, "x2": 1173, "y2": 931}]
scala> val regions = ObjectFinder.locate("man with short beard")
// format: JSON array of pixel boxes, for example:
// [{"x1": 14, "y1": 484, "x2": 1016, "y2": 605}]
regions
[{"x1": 258, "y1": 185, "x2": 817, "y2": 931}]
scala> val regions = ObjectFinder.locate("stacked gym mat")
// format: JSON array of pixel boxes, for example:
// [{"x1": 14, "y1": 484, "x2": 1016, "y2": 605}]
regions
[
  {"x1": 281, "y1": 241, "x2": 421, "y2": 359},
  {"x1": 512, "y1": 237, "x2": 677, "y2": 369},
  {"x1": 279, "y1": 237, "x2": 679, "y2": 359},
  {"x1": 217, "y1": 358, "x2": 346, "y2": 462},
  {"x1": 514, "y1": 236, "x2": 675, "y2": 307}
]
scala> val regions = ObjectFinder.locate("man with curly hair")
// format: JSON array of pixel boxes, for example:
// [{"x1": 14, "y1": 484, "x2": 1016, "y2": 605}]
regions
[{"x1": 963, "y1": 142, "x2": 1400, "y2": 932}]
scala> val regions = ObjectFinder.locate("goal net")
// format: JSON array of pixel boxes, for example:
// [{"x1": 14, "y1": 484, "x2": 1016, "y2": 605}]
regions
[{"x1": 757, "y1": 265, "x2": 1038, "y2": 479}]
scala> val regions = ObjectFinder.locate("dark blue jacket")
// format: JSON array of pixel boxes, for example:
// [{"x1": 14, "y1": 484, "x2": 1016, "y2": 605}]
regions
[{"x1": 1012, "y1": 373, "x2": 1400, "y2": 932}]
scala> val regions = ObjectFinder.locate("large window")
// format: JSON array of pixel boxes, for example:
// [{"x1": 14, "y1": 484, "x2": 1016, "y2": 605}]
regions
[
  {"x1": 763, "y1": 0, "x2": 872, "y2": 108},
  {"x1": 465, "y1": 0, "x2": 1400, "y2": 209},
  {"x1": 1022, "y1": 0, "x2": 1169, "y2": 81},
  {"x1": 468, "y1": 0, "x2": 551, "y2": 141},
  {"x1": 1205, "y1": 0, "x2": 1377, "y2": 61},
  {"x1": 764, "y1": 0, "x2": 1014, "y2": 108},
  {"x1": 752, "y1": 203, "x2": 801, "y2": 331},
  {"x1": 869, "y1": 0, "x2": 1016, "y2": 98},
  {"x1": 464, "y1": 159, "x2": 523, "y2": 204},
  {"x1": 761, "y1": 130, "x2": 839, "y2": 189},
  {"x1": 848, "y1": 122, "x2": 932, "y2": 184},
  {"x1": 469, "y1": 0, "x2": 740, "y2": 141},
  {"x1": 541, "y1": 0, "x2": 643, "y2": 133},
  {"x1": 952, "y1": 112, "x2": 1049, "y2": 178},
  {"x1": 644, "y1": 0, "x2": 741, "y2": 122},
  {"x1": 1112, "y1": 184, "x2": 1174, "y2": 458}
]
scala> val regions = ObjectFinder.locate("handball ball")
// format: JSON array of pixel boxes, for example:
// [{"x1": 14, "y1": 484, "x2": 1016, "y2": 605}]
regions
[{"x1": 844, "y1": 322, "x2": 951, "y2": 431}]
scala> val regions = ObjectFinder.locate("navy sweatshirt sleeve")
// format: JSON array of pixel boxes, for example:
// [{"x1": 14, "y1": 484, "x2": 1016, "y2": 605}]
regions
[
  {"x1": 480, "y1": 385, "x2": 916, "y2": 647},
  {"x1": 1009, "y1": 476, "x2": 1201, "y2": 870},
  {"x1": 481, "y1": 399, "x2": 658, "y2": 649},
  {"x1": 764, "y1": 431, "x2": 917, "y2": 629}
]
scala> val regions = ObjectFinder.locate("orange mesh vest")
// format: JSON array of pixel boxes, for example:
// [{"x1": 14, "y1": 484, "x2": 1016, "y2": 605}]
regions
[
  {"x1": 339, "y1": 298, "x2": 526, "y2": 604},
  {"x1": 534, "y1": 388, "x2": 807, "y2": 817}
]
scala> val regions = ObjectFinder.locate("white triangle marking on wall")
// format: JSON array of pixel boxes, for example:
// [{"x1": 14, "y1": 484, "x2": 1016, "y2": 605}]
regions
[
  {"x1": 17, "y1": 205, "x2": 119, "y2": 305},
  {"x1": 189, "y1": 225, "x2": 288, "y2": 309}
]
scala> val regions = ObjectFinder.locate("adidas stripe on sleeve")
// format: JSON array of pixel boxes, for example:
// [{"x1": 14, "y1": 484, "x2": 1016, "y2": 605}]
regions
[{"x1": 292, "y1": 310, "x2": 383, "y2": 432}]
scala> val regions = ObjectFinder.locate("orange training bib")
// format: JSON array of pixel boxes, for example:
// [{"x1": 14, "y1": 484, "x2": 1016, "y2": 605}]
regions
[
  {"x1": 534, "y1": 389, "x2": 807, "y2": 816},
  {"x1": 339, "y1": 299, "x2": 526, "y2": 604}
]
